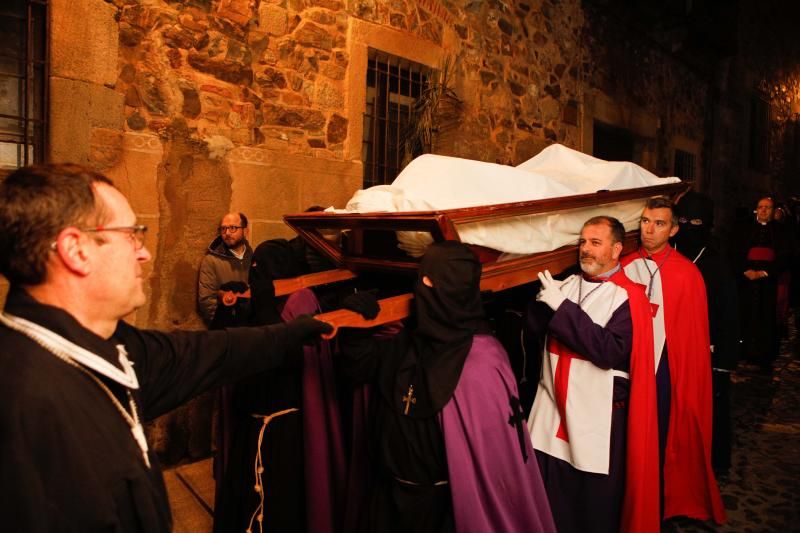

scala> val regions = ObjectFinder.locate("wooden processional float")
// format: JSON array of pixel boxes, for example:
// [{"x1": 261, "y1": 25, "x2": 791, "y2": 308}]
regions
[{"x1": 274, "y1": 181, "x2": 690, "y2": 338}]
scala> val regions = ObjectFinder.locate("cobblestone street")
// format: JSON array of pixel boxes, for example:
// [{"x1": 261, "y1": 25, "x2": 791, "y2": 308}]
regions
[{"x1": 664, "y1": 318, "x2": 800, "y2": 532}]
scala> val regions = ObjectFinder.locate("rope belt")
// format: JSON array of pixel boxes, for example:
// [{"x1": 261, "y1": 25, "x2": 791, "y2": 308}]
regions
[{"x1": 247, "y1": 408, "x2": 300, "y2": 533}]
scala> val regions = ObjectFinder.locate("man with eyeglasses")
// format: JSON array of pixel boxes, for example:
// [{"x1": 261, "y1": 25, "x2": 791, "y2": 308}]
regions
[
  {"x1": 198, "y1": 211, "x2": 254, "y2": 328},
  {"x1": 0, "y1": 163, "x2": 332, "y2": 532}
]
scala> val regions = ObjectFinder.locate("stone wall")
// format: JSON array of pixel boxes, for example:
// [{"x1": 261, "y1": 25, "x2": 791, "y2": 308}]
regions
[
  {"x1": 582, "y1": 7, "x2": 709, "y2": 180},
  {"x1": 61, "y1": 0, "x2": 596, "y2": 336},
  {"x1": 443, "y1": 0, "x2": 586, "y2": 164}
]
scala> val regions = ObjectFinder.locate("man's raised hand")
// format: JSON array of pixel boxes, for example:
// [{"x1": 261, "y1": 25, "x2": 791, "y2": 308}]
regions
[{"x1": 536, "y1": 270, "x2": 567, "y2": 311}]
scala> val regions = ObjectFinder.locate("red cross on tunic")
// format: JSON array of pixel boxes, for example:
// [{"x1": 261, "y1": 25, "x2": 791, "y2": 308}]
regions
[{"x1": 548, "y1": 337, "x2": 588, "y2": 442}]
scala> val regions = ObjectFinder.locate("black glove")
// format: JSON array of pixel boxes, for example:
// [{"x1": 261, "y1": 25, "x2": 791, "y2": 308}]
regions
[
  {"x1": 219, "y1": 281, "x2": 249, "y2": 293},
  {"x1": 286, "y1": 315, "x2": 334, "y2": 345},
  {"x1": 341, "y1": 291, "x2": 380, "y2": 320}
]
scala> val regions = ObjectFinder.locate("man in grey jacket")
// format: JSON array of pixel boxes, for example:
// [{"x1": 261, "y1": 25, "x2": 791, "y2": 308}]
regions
[{"x1": 197, "y1": 212, "x2": 254, "y2": 327}]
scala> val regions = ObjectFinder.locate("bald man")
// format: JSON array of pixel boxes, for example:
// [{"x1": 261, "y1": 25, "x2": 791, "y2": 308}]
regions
[{"x1": 198, "y1": 211, "x2": 253, "y2": 327}]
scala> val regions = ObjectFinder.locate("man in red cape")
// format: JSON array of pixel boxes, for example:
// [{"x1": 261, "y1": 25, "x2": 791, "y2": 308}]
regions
[
  {"x1": 622, "y1": 197, "x2": 726, "y2": 524},
  {"x1": 528, "y1": 216, "x2": 660, "y2": 533}
]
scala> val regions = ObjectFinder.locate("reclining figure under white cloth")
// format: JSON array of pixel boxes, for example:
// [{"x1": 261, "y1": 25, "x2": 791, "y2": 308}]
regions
[{"x1": 339, "y1": 144, "x2": 680, "y2": 256}]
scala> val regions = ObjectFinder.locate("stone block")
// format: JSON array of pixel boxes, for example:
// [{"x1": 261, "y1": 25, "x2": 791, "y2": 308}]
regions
[
  {"x1": 259, "y1": 4, "x2": 288, "y2": 36},
  {"x1": 188, "y1": 52, "x2": 253, "y2": 85},
  {"x1": 51, "y1": 0, "x2": 118, "y2": 86},
  {"x1": 315, "y1": 79, "x2": 344, "y2": 109},
  {"x1": 327, "y1": 113, "x2": 347, "y2": 143},
  {"x1": 89, "y1": 128, "x2": 124, "y2": 170},
  {"x1": 216, "y1": 0, "x2": 253, "y2": 26},
  {"x1": 308, "y1": 0, "x2": 343, "y2": 9},
  {"x1": 295, "y1": 22, "x2": 334, "y2": 51},
  {"x1": 49, "y1": 77, "x2": 125, "y2": 165},
  {"x1": 104, "y1": 133, "x2": 164, "y2": 216},
  {"x1": 321, "y1": 63, "x2": 346, "y2": 80},
  {"x1": 227, "y1": 148, "x2": 361, "y2": 224},
  {"x1": 539, "y1": 96, "x2": 561, "y2": 123}
]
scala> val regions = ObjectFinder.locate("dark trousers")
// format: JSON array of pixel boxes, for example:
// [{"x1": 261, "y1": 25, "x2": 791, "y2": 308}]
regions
[
  {"x1": 656, "y1": 350, "x2": 671, "y2": 518},
  {"x1": 711, "y1": 370, "x2": 732, "y2": 473}
]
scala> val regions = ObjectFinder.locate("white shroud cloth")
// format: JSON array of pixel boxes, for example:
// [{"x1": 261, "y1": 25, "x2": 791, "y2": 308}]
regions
[{"x1": 340, "y1": 144, "x2": 680, "y2": 255}]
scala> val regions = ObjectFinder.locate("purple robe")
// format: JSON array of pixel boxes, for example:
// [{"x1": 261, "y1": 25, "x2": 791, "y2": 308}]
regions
[
  {"x1": 441, "y1": 334, "x2": 556, "y2": 533},
  {"x1": 282, "y1": 289, "x2": 347, "y2": 533}
]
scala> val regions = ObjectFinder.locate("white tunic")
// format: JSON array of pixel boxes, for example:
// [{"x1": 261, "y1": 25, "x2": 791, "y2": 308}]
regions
[{"x1": 527, "y1": 275, "x2": 630, "y2": 474}]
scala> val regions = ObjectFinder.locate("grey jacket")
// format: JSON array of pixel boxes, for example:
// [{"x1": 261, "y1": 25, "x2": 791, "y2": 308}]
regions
[{"x1": 197, "y1": 236, "x2": 254, "y2": 326}]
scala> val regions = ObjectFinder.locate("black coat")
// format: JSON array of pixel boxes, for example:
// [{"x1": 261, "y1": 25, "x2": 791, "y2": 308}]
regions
[
  {"x1": 0, "y1": 287, "x2": 300, "y2": 532},
  {"x1": 692, "y1": 247, "x2": 741, "y2": 370}
]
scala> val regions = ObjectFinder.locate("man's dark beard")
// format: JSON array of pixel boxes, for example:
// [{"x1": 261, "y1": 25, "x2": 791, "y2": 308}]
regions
[{"x1": 225, "y1": 235, "x2": 245, "y2": 250}]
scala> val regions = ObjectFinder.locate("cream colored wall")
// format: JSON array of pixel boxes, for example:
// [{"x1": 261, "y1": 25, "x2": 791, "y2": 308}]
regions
[{"x1": 49, "y1": 0, "x2": 122, "y2": 165}]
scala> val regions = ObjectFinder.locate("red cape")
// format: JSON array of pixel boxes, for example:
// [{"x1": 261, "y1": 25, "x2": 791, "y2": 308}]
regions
[
  {"x1": 622, "y1": 248, "x2": 726, "y2": 524},
  {"x1": 608, "y1": 270, "x2": 660, "y2": 533}
]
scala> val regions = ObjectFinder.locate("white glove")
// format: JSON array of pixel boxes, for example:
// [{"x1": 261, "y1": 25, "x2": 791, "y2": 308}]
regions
[{"x1": 536, "y1": 270, "x2": 566, "y2": 311}]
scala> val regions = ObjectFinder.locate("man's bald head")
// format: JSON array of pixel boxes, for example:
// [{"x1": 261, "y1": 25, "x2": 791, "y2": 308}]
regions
[{"x1": 218, "y1": 212, "x2": 249, "y2": 251}]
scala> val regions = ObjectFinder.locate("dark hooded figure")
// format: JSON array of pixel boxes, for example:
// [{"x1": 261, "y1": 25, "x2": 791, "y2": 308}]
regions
[
  {"x1": 339, "y1": 241, "x2": 555, "y2": 533},
  {"x1": 673, "y1": 191, "x2": 739, "y2": 475}
]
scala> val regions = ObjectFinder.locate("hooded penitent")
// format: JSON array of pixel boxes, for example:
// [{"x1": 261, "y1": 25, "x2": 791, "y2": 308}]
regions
[
  {"x1": 673, "y1": 191, "x2": 714, "y2": 259},
  {"x1": 392, "y1": 241, "x2": 491, "y2": 417}
]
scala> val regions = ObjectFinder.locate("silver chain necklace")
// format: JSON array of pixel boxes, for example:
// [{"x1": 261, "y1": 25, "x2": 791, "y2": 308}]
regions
[
  {"x1": 0, "y1": 312, "x2": 151, "y2": 468},
  {"x1": 638, "y1": 247, "x2": 672, "y2": 300},
  {"x1": 577, "y1": 278, "x2": 605, "y2": 308}
]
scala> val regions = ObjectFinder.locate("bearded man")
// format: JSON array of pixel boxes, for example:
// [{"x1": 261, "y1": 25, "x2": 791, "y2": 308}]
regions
[
  {"x1": 527, "y1": 215, "x2": 659, "y2": 533},
  {"x1": 198, "y1": 211, "x2": 253, "y2": 328}
]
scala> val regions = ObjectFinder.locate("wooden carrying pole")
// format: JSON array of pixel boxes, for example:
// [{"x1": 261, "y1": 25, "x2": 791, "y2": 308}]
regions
[
  {"x1": 318, "y1": 294, "x2": 414, "y2": 339},
  {"x1": 311, "y1": 230, "x2": 642, "y2": 336},
  {"x1": 273, "y1": 269, "x2": 356, "y2": 297}
]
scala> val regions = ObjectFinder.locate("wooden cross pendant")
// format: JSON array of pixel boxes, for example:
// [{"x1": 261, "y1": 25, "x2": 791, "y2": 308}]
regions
[{"x1": 401, "y1": 384, "x2": 417, "y2": 415}]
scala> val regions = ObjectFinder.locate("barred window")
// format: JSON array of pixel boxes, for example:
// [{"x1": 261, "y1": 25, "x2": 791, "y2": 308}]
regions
[
  {"x1": 362, "y1": 50, "x2": 428, "y2": 188},
  {"x1": 0, "y1": 0, "x2": 47, "y2": 174},
  {"x1": 673, "y1": 149, "x2": 696, "y2": 180}
]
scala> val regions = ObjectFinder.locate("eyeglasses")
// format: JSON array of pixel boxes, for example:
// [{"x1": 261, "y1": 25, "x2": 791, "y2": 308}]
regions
[
  {"x1": 219, "y1": 225, "x2": 244, "y2": 234},
  {"x1": 677, "y1": 217, "x2": 704, "y2": 226},
  {"x1": 81, "y1": 225, "x2": 148, "y2": 250}
]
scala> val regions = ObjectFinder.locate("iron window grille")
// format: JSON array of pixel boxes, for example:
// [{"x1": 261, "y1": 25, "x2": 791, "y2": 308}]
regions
[
  {"x1": 362, "y1": 50, "x2": 429, "y2": 188},
  {"x1": 0, "y1": 0, "x2": 48, "y2": 174},
  {"x1": 673, "y1": 148, "x2": 696, "y2": 180}
]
